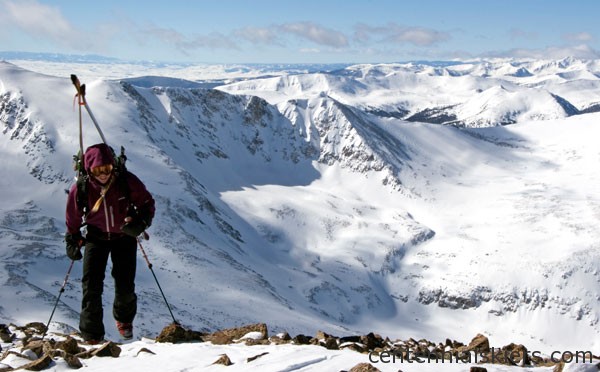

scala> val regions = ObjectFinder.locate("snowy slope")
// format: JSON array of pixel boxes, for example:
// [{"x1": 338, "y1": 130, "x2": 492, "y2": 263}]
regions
[{"x1": 1, "y1": 60, "x2": 599, "y2": 359}]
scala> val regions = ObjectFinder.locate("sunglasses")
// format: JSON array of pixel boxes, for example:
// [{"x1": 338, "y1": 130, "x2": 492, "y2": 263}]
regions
[{"x1": 90, "y1": 164, "x2": 113, "y2": 177}]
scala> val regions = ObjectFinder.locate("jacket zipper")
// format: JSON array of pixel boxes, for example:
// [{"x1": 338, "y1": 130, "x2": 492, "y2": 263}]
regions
[{"x1": 103, "y1": 199, "x2": 114, "y2": 239}]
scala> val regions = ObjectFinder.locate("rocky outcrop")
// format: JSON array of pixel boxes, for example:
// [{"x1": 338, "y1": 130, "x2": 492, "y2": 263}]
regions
[
  {"x1": 2, "y1": 321, "x2": 598, "y2": 371},
  {"x1": 0, "y1": 323, "x2": 122, "y2": 371},
  {"x1": 203, "y1": 322, "x2": 268, "y2": 345},
  {"x1": 347, "y1": 362, "x2": 381, "y2": 372},
  {"x1": 155, "y1": 323, "x2": 205, "y2": 343}
]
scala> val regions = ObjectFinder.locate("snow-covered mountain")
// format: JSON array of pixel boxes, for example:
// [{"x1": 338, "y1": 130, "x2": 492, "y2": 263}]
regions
[
  {"x1": 217, "y1": 57, "x2": 600, "y2": 128},
  {"x1": 0, "y1": 58, "x2": 599, "y2": 357}
]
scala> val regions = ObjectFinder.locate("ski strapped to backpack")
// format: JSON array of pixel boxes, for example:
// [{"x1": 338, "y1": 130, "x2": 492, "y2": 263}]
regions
[
  {"x1": 69, "y1": 74, "x2": 132, "y2": 219},
  {"x1": 71, "y1": 74, "x2": 107, "y2": 146}
]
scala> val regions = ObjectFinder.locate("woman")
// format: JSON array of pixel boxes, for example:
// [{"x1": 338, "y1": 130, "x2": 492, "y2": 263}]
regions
[{"x1": 65, "y1": 143, "x2": 155, "y2": 343}]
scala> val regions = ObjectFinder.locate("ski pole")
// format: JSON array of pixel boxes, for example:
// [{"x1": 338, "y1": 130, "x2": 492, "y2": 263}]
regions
[
  {"x1": 42, "y1": 259, "x2": 76, "y2": 340},
  {"x1": 70, "y1": 74, "x2": 108, "y2": 145},
  {"x1": 137, "y1": 236, "x2": 179, "y2": 325}
]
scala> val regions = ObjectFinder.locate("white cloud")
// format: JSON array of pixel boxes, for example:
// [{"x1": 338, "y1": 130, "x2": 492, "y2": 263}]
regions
[
  {"x1": 278, "y1": 22, "x2": 349, "y2": 47},
  {"x1": 234, "y1": 26, "x2": 281, "y2": 45},
  {"x1": 231, "y1": 22, "x2": 349, "y2": 48},
  {"x1": 393, "y1": 28, "x2": 448, "y2": 46},
  {"x1": 298, "y1": 47, "x2": 321, "y2": 54},
  {"x1": 138, "y1": 22, "x2": 349, "y2": 54},
  {"x1": 354, "y1": 23, "x2": 450, "y2": 47},
  {"x1": 141, "y1": 24, "x2": 239, "y2": 53},
  {"x1": 486, "y1": 44, "x2": 600, "y2": 60},
  {"x1": 0, "y1": 0, "x2": 90, "y2": 50},
  {"x1": 509, "y1": 28, "x2": 539, "y2": 41},
  {"x1": 562, "y1": 32, "x2": 594, "y2": 43}
]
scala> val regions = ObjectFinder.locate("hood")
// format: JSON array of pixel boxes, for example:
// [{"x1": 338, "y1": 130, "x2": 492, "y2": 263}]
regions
[{"x1": 84, "y1": 143, "x2": 115, "y2": 172}]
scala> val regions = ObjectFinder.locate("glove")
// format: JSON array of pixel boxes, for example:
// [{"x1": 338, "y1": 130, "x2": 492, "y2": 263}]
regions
[
  {"x1": 65, "y1": 233, "x2": 85, "y2": 261},
  {"x1": 120, "y1": 217, "x2": 148, "y2": 238}
]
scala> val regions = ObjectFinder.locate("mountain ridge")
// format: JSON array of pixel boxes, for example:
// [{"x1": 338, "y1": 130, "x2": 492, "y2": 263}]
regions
[{"x1": 217, "y1": 57, "x2": 600, "y2": 127}]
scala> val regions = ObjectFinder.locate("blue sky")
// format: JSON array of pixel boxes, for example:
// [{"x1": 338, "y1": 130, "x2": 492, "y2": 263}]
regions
[{"x1": 1, "y1": 0, "x2": 600, "y2": 64}]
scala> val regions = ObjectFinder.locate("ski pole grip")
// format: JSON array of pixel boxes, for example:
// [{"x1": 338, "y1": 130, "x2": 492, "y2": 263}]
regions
[{"x1": 71, "y1": 74, "x2": 85, "y2": 99}]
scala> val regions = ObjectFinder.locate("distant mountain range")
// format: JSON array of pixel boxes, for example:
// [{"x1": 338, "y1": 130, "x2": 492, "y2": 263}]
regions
[
  {"x1": 0, "y1": 51, "x2": 123, "y2": 63},
  {"x1": 0, "y1": 50, "x2": 352, "y2": 73},
  {"x1": 217, "y1": 57, "x2": 600, "y2": 127}
]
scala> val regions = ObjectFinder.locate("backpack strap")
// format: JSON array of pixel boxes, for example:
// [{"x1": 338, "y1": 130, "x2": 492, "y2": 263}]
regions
[
  {"x1": 73, "y1": 151, "x2": 89, "y2": 217},
  {"x1": 114, "y1": 146, "x2": 132, "y2": 205},
  {"x1": 76, "y1": 174, "x2": 89, "y2": 216}
]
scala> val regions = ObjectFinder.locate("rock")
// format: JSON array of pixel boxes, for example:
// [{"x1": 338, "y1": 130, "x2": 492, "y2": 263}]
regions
[
  {"x1": 22, "y1": 340, "x2": 45, "y2": 358},
  {"x1": 323, "y1": 337, "x2": 338, "y2": 350},
  {"x1": 348, "y1": 362, "x2": 381, "y2": 372},
  {"x1": 2, "y1": 350, "x2": 32, "y2": 366},
  {"x1": 291, "y1": 334, "x2": 311, "y2": 345},
  {"x1": 339, "y1": 343, "x2": 367, "y2": 353},
  {"x1": 136, "y1": 348, "x2": 156, "y2": 356},
  {"x1": 309, "y1": 337, "x2": 320, "y2": 346},
  {"x1": 56, "y1": 336, "x2": 83, "y2": 355},
  {"x1": 269, "y1": 332, "x2": 291, "y2": 344},
  {"x1": 75, "y1": 349, "x2": 94, "y2": 360},
  {"x1": 205, "y1": 323, "x2": 267, "y2": 345},
  {"x1": 0, "y1": 324, "x2": 13, "y2": 343},
  {"x1": 155, "y1": 323, "x2": 205, "y2": 343},
  {"x1": 90, "y1": 341, "x2": 121, "y2": 358},
  {"x1": 360, "y1": 333, "x2": 384, "y2": 351},
  {"x1": 458, "y1": 334, "x2": 490, "y2": 354},
  {"x1": 212, "y1": 354, "x2": 233, "y2": 366},
  {"x1": 23, "y1": 323, "x2": 46, "y2": 336},
  {"x1": 19, "y1": 354, "x2": 52, "y2": 371},
  {"x1": 478, "y1": 343, "x2": 531, "y2": 366},
  {"x1": 41, "y1": 340, "x2": 58, "y2": 357},
  {"x1": 247, "y1": 352, "x2": 268, "y2": 363},
  {"x1": 64, "y1": 354, "x2": 83, "y2": 369},
  {"x1": 470, "y1": 367, "x2": 487, "y2": 372},
  {"x1": 501, "y1": 343, "x2": 530, "y2": 366},
  {"x1": 339, "y1": 335, "x2": 361, "y2": 344},
  {"x1": 312, "y1": 330, "x2": 339, "y2": 350},
  {"x1": 315, "y1": 330, "x2": 333, "y2": 340}
]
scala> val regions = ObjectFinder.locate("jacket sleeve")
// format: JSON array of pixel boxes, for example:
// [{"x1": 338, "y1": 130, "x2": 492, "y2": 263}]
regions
[
  {"x1": 126, "y1": 172, "x2": 156, "y2": 226},
  {"x1": 65, "y1": 183, "x2": 84, "y2": 234}
]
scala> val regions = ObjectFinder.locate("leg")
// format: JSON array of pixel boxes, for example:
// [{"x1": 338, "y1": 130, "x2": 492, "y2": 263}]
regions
[
  {"x1": 111, "y1": 236, "x2": 137, "y2": 323},
  {"x1": 80, "y1": 240, "x2": 110, "y2": 340}
]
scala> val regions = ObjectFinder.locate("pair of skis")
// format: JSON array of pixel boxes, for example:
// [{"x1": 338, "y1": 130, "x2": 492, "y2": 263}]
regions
[{"x1": 71, "y1": 75, "x2": 107, "y2": 153}]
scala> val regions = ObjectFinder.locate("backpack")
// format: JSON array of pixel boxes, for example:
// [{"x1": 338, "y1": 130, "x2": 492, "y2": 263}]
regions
[{"x1": 73, "y1": 145, "x2": 130, "y2": 217}]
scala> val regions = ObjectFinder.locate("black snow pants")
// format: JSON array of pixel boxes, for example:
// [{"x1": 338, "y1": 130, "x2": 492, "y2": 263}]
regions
[{"x1": 79, "y1": 233, "x2": 137, "y2": 341}]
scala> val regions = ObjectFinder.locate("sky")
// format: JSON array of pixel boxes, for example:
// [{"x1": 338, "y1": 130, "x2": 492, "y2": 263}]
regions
[{"x1": 1, "y1": 0, "x2": 600, "y2": 66}]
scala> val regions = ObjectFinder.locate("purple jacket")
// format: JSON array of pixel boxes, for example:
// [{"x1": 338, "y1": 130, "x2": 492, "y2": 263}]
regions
[{"x1": 65, "y1": 144, "x2": 155, "y2": 236}]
